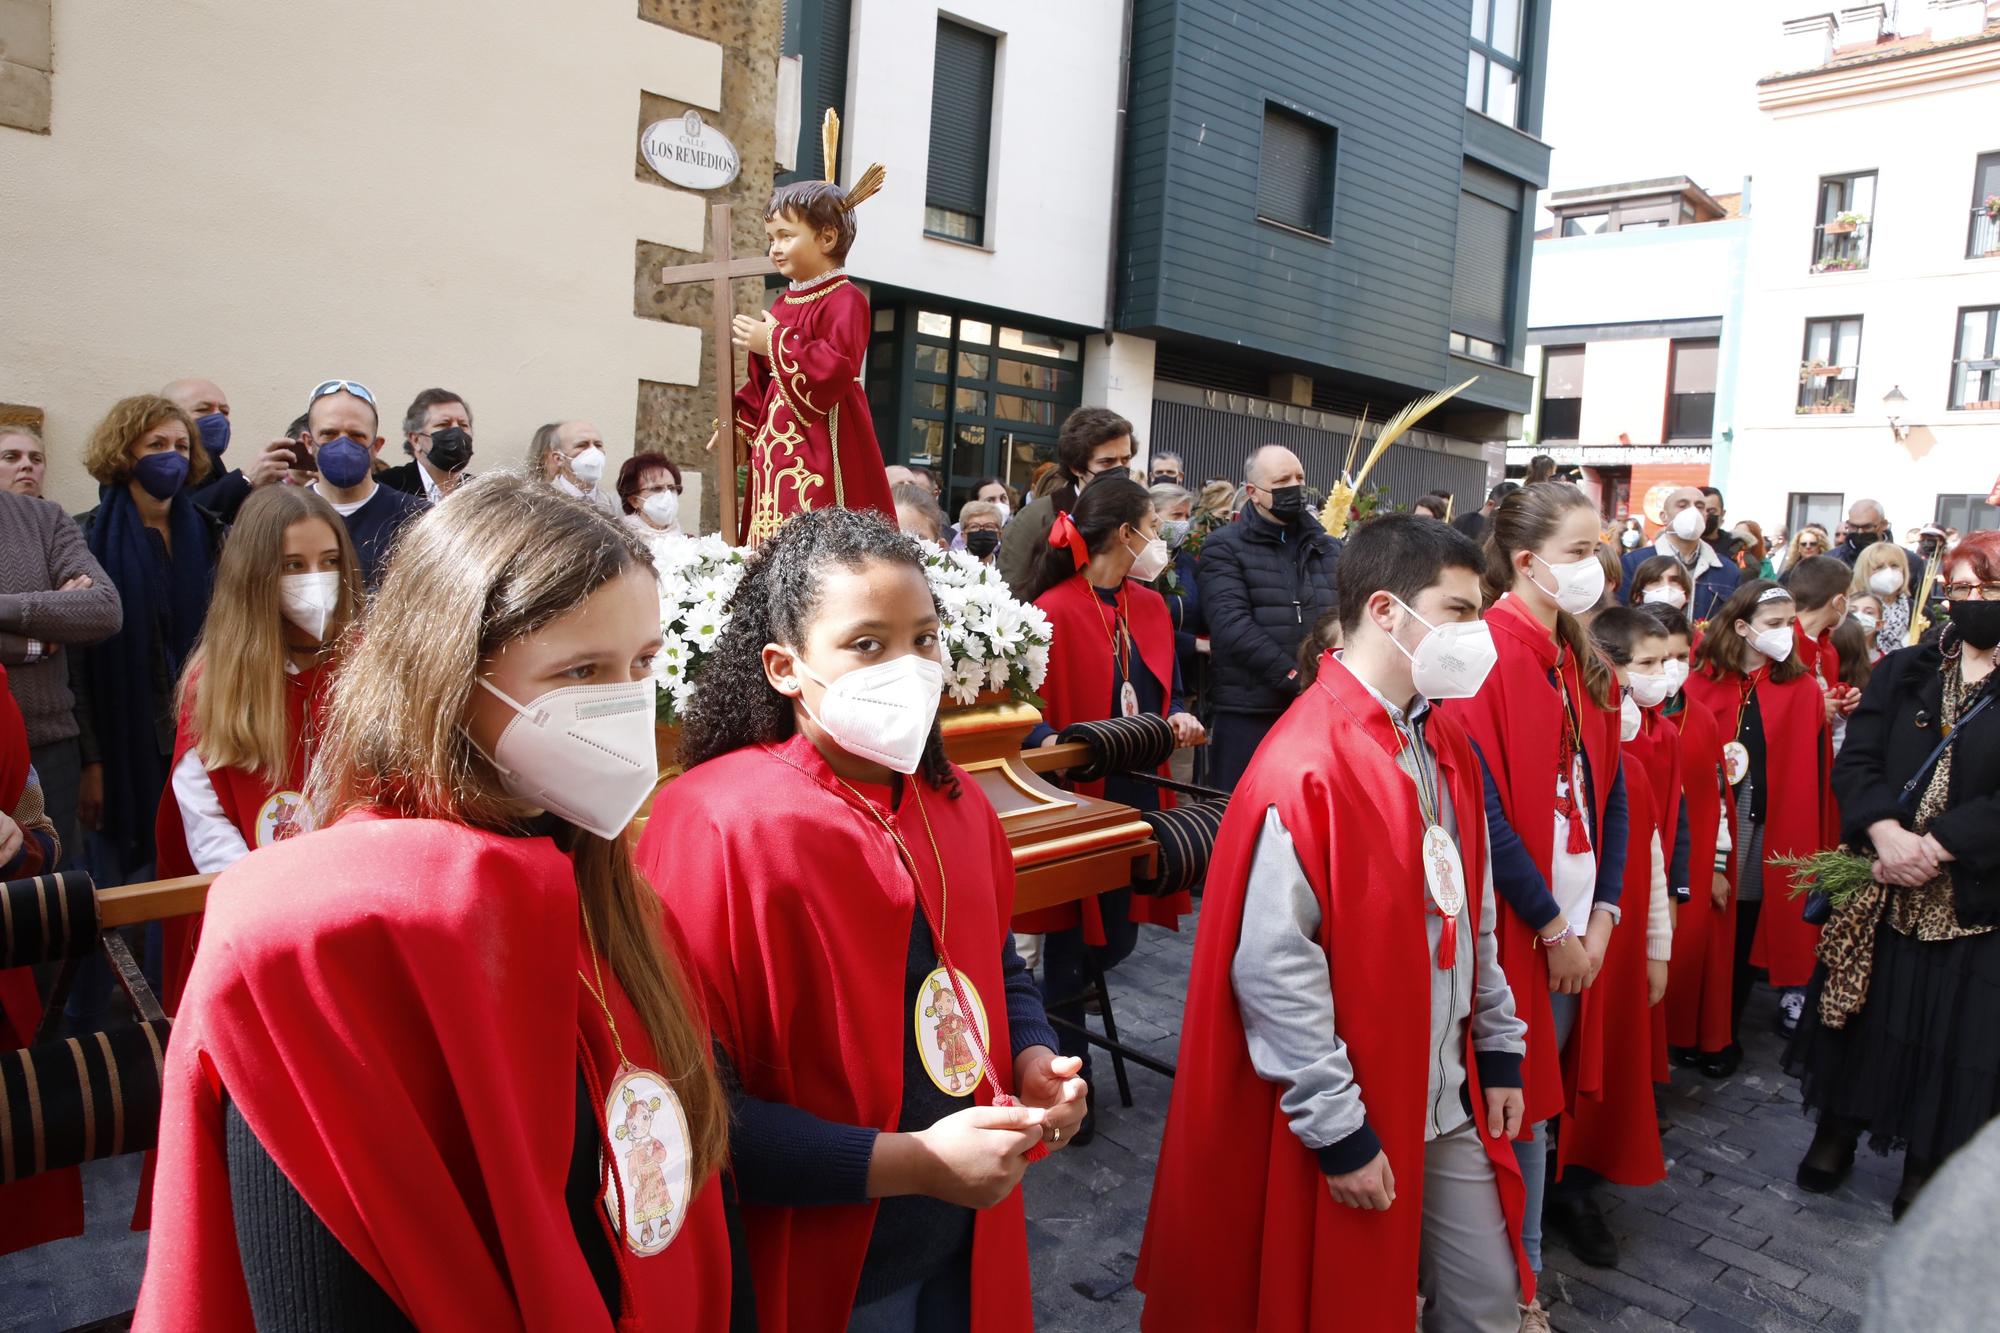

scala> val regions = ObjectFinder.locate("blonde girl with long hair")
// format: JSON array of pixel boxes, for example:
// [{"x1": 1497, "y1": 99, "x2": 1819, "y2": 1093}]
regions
[
  {"x1": 1851, "y1": 540, "x2": 1918, "y2": 656},
  {"x1": 152, "y1": 486, "x2": 361, "y2": 1012},
  {"x1": 137, "y1": 475, "x2": 738, "y2": 1332}
]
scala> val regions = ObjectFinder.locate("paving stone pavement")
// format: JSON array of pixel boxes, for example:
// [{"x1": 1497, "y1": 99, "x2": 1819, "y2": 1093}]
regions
[{"x1": 0, "y1": 904, "x2": 1898, "y2": 1332}]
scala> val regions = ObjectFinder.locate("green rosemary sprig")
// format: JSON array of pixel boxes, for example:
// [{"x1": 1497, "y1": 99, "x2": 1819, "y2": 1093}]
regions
[{"x1": 1772, "y1": 848, "x2": 1879, "y2": 910}]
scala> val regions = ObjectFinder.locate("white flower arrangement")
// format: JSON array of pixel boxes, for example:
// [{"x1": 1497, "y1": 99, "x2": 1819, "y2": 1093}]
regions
[{"x1": 653, "y1": 533, "x2": 1051, "y2": 723}]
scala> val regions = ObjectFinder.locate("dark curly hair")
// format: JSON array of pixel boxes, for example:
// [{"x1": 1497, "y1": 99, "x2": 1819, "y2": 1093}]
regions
[{"x1": 678, "y1": 506, "x2": 959, "y2": 795}]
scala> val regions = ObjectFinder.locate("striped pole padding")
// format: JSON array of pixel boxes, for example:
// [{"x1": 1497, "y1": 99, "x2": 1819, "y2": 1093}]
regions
[
  {"x1": 1132, "y1": 800, "x2": 1229, "y2": 900},
  {"x1": 0, "y1": 872, "x2": 100, "y2": 968},
  {"x1": 0, "y1": 1020, "x2": 170, "y2": 1184},
  {"x1": 1054, "y1": 714, "x2": 1179, "y2": 783}
]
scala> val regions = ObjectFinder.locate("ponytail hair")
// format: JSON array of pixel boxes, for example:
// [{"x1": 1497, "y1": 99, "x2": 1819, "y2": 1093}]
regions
[
  {"x1": 1025, "y1": 475, "x2": 1153, "y2": 603},
  {"x1": 1484, "y1": 481, "x2": 1619, "y2": 709}
]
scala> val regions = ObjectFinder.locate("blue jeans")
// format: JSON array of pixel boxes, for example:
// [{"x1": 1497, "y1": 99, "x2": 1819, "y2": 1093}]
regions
[
  {"x1": 846, "y1": 1259, "x2": 972, "y2": 1333},
  {"x1": 1511, "y1": 989, "x2": 1580, "y2": 1276}
]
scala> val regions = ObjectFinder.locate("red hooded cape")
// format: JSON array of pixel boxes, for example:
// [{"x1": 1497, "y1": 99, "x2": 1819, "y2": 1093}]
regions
[
  {"x1": 134, "y1": 813, "x2": 735, "y2": 1332},
  {"x1": 151, "y1": 660, "x2": 333, "y2": 1015},
  {"x1": 1136, "y1": 654, "x2": 1529, "y2": 1329},
  {"x1": 1795, "y1": 620, "x2": 1841, "y2": 694},
  {"x1": 1438, "y1": 594, "x2": 1622, "y2": 1127},
  {"x1": 1555, "y1": 741, "x2": 1667, "y2": 1187},
  {"x1": 1024, "y1": 573, "x2": 1188, "y2": 938},
  {"x1": 1684, "y1": 666, "x2": 1837, "y2": 986},
  {"x1": 1665, "y1": 695, "x2": 1737, "y2": 1053},
  {"x1": 638, "y1": 734, "x2": 1034, "y2": 1333},
  {"x1": 1622, "y1": 706, "x2": 1684, "y2": 1084},
  {"x1": 0, "y1": 664, "x2": 85, "y2": 1256}
]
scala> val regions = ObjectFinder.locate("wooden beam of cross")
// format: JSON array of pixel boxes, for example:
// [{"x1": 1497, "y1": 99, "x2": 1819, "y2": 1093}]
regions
[{"x1": 657, "y1": 201, "x2": 772, "y2": 545}]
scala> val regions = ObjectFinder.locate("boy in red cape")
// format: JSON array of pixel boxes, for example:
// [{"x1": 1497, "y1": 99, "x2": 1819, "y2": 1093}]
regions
[{"x1": 1139, "y1": 516, "x2": 1529, "y2": 1333}]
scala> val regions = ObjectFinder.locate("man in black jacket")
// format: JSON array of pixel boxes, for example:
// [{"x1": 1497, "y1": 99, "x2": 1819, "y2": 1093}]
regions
[
  {"x1": 377, "y1": 387, "x2": 475, "y2": 504},
  {"x1": 1197, "y1": 444, "x2": 1342, "y2": 790}
]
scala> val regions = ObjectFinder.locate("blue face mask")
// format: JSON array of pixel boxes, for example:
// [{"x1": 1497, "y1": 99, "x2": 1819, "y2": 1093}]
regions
[
  {"x1": 317, "y1": 436, "x2": 373, "y2": 488},
  {"x1": 195, "y1": 412, "x2": 231, "y2": 457},
  {"x1": 132, "y1": 451, "x2": 190, "y2": 500}
]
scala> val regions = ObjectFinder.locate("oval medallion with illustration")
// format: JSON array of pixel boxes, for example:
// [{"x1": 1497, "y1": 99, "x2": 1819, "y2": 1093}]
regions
[
  {"x1": 254, "y1": 790, "x2": 307, "y2": 847},
  {"x1": 914, "y1": 967, "x2": 991, "y2": 1097},
  {"x1": 603, "y1": 1065, "x2": 695, "y2": 1256}
]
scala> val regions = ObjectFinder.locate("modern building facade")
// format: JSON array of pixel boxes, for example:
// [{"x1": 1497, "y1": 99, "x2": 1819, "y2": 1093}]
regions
[
  {"x1": 1723, "y1": 0, "x2": 2000, "y2": 539},
  {"x1": 1513, "y1": 177, "x2": 1750, "y2": 529}
]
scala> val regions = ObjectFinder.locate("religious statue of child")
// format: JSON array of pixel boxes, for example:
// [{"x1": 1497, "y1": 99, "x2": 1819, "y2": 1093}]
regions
[{"x1": 711, "y1": 110, "x2": 894, "y2": 546}]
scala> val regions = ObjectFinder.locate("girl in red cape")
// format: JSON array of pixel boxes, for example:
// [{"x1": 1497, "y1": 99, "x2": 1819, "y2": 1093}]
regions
[
  {"x1": 1022, "y1": 476, "x2": 1203, "y2": 1139},
  {"x1": 639, "y1": 506, "x2": 1085, "y2": 1333},
  {"x1": 1685, "y1": 578, "x2": 1838, "y2": 1065},
  {"x1": 135, "y1": 476, "x2": 739, "y2": 1332},
  {"x1": 1138, "y1": 515, "x2": 1529, "y2": 1333},
  {"x1": 1651, "y1": 607, "x2": 1742, "y2": 1076},
  {"x1": 152, "y1": 486, "x2": 357, "y2": 1015},
  {"x1": 1436, "y1": 482, "x2": 1633, "y2": 1305}
]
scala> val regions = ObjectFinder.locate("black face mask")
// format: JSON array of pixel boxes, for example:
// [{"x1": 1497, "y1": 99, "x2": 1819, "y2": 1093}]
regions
[
  {"x1": 1949, "y1": 599, "x2": 2000, "y2": 650},
  {"x1": 965, "y1": 529, "x2": 1001, "y2": 558},
  {"x1": 1847, "y1": 529, "x2": 1880, "y2": 551},
  {"x1": 1151, "y1": 472, "x2": 1181, "y2": 487},
  {"x1": 426, "y1": 425, "x2": 473, "y2": 474},
  {"x1": 1267, "y1": 484, "x2": 1307, "y2": 522},
  {"x1": 1704, "y1": 512, "x2": 1722, "y2": 537}
]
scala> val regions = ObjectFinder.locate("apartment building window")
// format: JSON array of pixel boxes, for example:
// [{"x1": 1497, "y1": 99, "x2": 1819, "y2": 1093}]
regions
[
  {"x1": 1559, "y1": 212, "x2": 1609, "y2": 237},
  {"x1": 1538, "y1": 346, "x2": 1583, "y2": 440},
  {"x1": 1971, "y1": 152, "x2": 2000, "y2": 259},
  {"x1": 1788, "y1": 492, "x2": 1845, "y2": 536},
  {"x1": 1466, "y1": 0, "x2": 1525, "y2": 127},
  {"x1": 1799, "y1": 316, "x2": 1862, "y2": 413},
  {"x1": 925, "y1": 20, "x2": 997, "y2": 245},
  {"x1": 1450, "y1": 161, "x2": 1522, "y2": 365},
  {"x1": 1937, "y1": 493, "x2": 2000, "y2": 534},
  {"x1": 1811, "y1": 170, "x2": 1875, "y2": 273},
  {"x1": 1951, "y1": 306, "x2": 2000, "y2": 410},
  {"x1": 1256, "y1": 105, "x2": 1335, "y2": 238},
  {"x1": 1666, "y1": 338, "x2": 1719, "y2": 439}
]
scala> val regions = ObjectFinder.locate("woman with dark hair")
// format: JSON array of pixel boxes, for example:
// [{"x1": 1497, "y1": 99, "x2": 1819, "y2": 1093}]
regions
[
  {"x1": 1437, "y1": 482, "x2": 1633, "y2": 1298},
  {"x1": 1523, "y1": 455, "x2": 1558, "y2": 487},
  {"x1": 1786, "y1": 532, "x2": 2000, "y2": 1219},
  {"x1": 74, "y1": 393, "x2": 223, "y2": 884},
  {"x1": 640, "y1": 507, "x2": 1080, "y2": 1329},
  {"x1": 995, "y1": 406, "x2": 1135, "y2": 598},
  {"x1": 614, "y1": 451, "x2": 685, "y2": 555},
  {"x1": 1684, "y1": 579, "x2": 1836, "y2": 1063}
]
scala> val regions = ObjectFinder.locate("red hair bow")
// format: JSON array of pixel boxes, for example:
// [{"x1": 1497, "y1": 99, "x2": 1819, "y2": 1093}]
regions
[{"x1": 1048, "y1": 510, "x2": 1089, "y2": 568}]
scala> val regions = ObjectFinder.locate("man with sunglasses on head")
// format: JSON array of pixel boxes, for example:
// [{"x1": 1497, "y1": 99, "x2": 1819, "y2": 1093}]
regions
[
  {"x1": 378, "y1": 388, "x2": 475, "y2": 505},
  {"x1": 300, "y1": 380, "x2": 423, "y2": 590}
]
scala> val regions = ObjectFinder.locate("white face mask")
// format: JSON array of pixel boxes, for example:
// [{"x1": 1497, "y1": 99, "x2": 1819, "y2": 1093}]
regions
[
  {"x1": 475, "y1": 677, "x2": 658, "y2": 840},
  {"x1": 1853, "y1": 610, "x2": 1879, "y2": 634},
  {"x1": 1669, "y1": 506, "x2": 1706, "y2": 542},
  {"x1": 1868, "y1": 567, "x2": 1904, "y2": 597},
  {"x1": 642, "y1": 489, "x2": 680, "y2": 530},
  {"x1": 1388, "y1": 595, "x2": 1498, "y2": 700},
  {"x1": 1620, "y1": 691, "x2": 1643, "y2": 742},
  {"x1": 1627, "y1": 669, "x2": 1675, "y2": 709},
  {"x1": 1747, "y1": 624, "x2": 1795, "y2": 664},
  {"x1": 1127, "y1": 530, "x2": 1171, "y2": 582},
  {"x1": 570, "y1": 445, "x2": 607, "y2": 487},
  {"x1": 990, "y1": 501, "x2": 1010, "y2": 525},
  {"x1": 279, "y1": 571, "x2": 342, "y2": 642},
  {"x1": 1620, "y1": 529, "x2": 1642, "y2": 549},
  {"x1": 1531, "y1": 553, "x2": 1607, "y2": 616},
  {"x1": 1641, "y1": 585, "x2": 1688, "y2": 610},
  {"x1": 1663, "y1": 658, "x2": 1691, "y2": 695},
  {"x1": 795, "y1": 652, "x2": 947, "y2": 775}
]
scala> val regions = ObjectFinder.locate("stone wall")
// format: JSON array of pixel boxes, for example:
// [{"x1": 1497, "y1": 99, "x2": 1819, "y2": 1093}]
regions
[{"x1": 0, "y1": 0, "x2": 52, "y2": 134}]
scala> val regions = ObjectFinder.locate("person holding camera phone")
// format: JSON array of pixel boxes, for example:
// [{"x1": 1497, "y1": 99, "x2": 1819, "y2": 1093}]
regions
[{"x1": 299, "y1": 379, "x2": 424, "y2": 591}]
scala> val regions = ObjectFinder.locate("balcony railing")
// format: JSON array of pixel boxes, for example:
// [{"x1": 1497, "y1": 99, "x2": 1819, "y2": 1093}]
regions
[
  {"x1": 1797, "y1": 370, "x2": 1856, "y2": 414},
  {"x1": 1812, "y1": 219, "x2": 1870, "y2": 273},
  {"x1": 1970, "y1": 207, "x2": 2000, "y2": 260}
]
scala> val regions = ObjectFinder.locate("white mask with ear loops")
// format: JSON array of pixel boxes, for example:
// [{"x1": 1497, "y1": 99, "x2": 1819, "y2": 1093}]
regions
[
  {"x1": 1532, "y1": 553, "x2": 1606, "y2": 616},
  {"x1": 793, "y1": 653, "x2": 947, "y2": 774},
  {"x1": 474, "y1": 677, "x2": 658, "y2": 840}
]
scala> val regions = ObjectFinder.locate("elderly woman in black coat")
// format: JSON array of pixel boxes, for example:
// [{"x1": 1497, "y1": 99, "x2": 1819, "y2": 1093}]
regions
[{"x1": 1786, "y1": 531, "x2": 2000, "y2": 1218}]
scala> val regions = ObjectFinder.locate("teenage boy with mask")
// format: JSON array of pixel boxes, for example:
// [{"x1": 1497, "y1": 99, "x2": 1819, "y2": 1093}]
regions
[
  {"x1": 1140, "y1": 514, "x2": 1529, "y2": 1333},
  {"x1": 163, "y1": 378, "x2": 293, "y2": 523},
  {"x1": 300, "y1": 380, "x2": 424, "y2": 590},
  {"x1": 1620, "y1": 486, "x2": 1739, "y2": 623},
  {"x1": 529, "y1": 420, "x2": 618, "y2": 515},
  {"x1": 379, "y1": 388, "x2": 476, "y2": 504},
  {"x1": 1197, "y1": 444, "x2": 1343, "y2": 790}
]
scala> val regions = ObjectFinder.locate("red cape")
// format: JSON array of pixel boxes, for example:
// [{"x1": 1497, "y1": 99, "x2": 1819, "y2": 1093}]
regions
[
  {"x1": 1685, "y1": 666, "x2": 1837, "y2": 986},
  {"x1": 1025, "y1": 573, "x2": 1188, "y2": 937},
  {"x1": 1555, "y1": 744, "x2": 1667, "y2": 1187},
  {"x1": 1665, "y1": 695, "x2": 1737, "y2": 1053},
  {"x1": 1795, "y1": 621, "x2": 1840, "y2": 694},
  {"x1": 639, "y1": 734, "x2": 1034, "y2": 1333},
  {"x1": 134, "y1": 813, "x2": 735, "y2": 1332},
  {"x1": 1622, "y1": 707, "x2": 1684, "y2": 1084},
  {"x1": 1137, "y1": 654, "x2": 1529, "y2": 1329},
  {"x1": 1438, "y1": 595, "x2": 1622, "y2": 1127}
]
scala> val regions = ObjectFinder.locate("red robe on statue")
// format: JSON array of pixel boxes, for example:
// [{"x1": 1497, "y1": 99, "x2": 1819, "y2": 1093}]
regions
[
  {"x1": 1684, "y1": 666, "x2": 1837, "y2": 987},
  {"x1": 1023, "y1": 573, "x2": 1189, "y2": 938},
  {"x1": 1665, "y1": 695, "x2": 1737, "y2": 1054},
  {"x1": 1137, "y1": 654, "x2": 1529, "y2": 1330},
  {"x1": 731, "y1": 271, "x2": 895, "y2": 546},
  {"x1": 1438, "y1": 595, "x2": 1623, "y2": 1129},
  {"x1": 134, "y1": 813, "x2": 736, "y2": 1332},
  {"x1": 638, "y1": 734, "x2": 1035, "y2": 1333}
]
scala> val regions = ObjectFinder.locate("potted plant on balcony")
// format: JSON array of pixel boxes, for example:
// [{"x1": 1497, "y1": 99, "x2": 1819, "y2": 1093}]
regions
[
  {"x1": 1824, "y1": 211, "x2": 1866, "y2": 236},
  {"x1": 1814, "y1": 256, "x2": 1864, "y2": 273},
  {"x1": 1799, "y1": 359, "x2": 1838, "y2": 382},
  {"x1": 1984, "y1": 194, "x2": 2000, "y2": 222}
]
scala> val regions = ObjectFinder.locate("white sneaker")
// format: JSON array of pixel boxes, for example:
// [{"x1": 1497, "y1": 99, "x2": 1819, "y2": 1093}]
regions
[{"x1": 1518, "y1": 1299, "x2": 1551, "y2": 1333}]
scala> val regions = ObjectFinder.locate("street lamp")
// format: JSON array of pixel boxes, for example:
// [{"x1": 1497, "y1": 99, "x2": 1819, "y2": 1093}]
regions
[{"x1": 1883, "y1": 385, "x2": 1908, "y2": 442}]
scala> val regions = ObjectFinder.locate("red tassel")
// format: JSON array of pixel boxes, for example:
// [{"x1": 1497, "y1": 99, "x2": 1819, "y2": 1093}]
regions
[
  {"x1": 1565, "y1": 808, "x2": 1592, "y2": 854},
  {"x1": 1436, "y1": 912, "x2": 1457, "y2": 971},
  {"x1": 994, "y1": 1092, "x2": 1051, "y2": 1163}
]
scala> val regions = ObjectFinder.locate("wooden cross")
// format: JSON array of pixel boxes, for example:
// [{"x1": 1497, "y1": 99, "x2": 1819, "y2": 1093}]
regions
[{"x1": 657, "y1": 201, "x2": 773, "y2": 544}]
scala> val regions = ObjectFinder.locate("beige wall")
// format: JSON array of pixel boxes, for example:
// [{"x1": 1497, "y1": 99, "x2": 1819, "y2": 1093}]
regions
[{"x1": 0, "y1": 1, "x2": 737, "y2": 515}]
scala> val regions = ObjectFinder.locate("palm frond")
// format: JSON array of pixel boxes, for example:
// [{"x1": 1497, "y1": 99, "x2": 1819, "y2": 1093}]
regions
[
  {"x1": 821, "y1": 109, "x2": 841, "y2": 184},
  {"x1": 1350, "y1": 377, "x2": 1479, "y2": 490},
  {"x1": 842, "y1": 163, "x2": 886, "y2": 210}
]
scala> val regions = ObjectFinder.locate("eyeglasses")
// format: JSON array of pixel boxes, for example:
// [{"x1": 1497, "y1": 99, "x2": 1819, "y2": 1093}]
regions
[
  {"x1": 1942, "y1": 582, "x2": 2000, "y2": 601},
  {"x1": 309, "y1": 379, "x2": 376, "y2": 406}
]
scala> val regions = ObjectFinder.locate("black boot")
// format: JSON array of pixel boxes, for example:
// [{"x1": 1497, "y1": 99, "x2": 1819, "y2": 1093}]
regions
[
  {"x1": 1892, "y1": 1156, "x2": 1935, "y2": 1221},
  {"x1": 1698, "y1": 1043, "x2": 1743, "y2": 1078},
  {"x1": 1547, "y1": 1186, "x2": 1619, "y2": 1268},
  {"x1": 1795, "y1": 1119, "x2": 1859, "y2": 1194}
]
